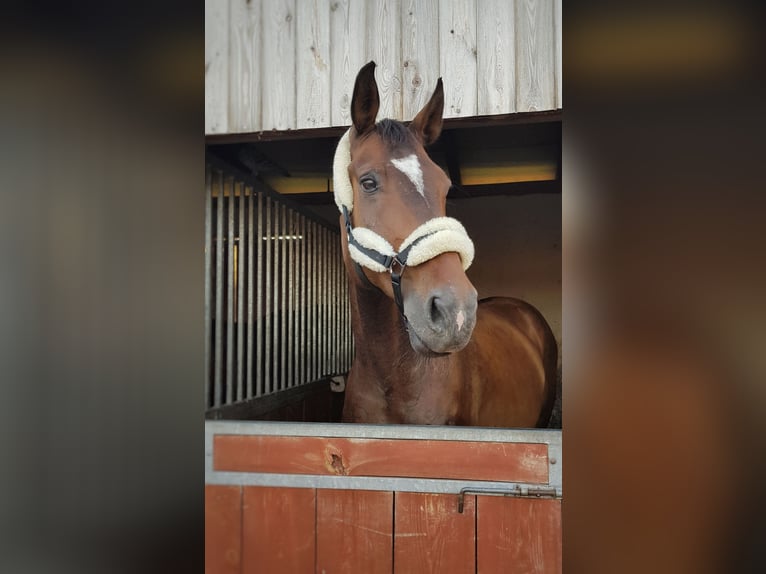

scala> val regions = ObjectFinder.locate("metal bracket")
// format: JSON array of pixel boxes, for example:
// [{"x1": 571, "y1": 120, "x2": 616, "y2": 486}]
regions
[{"x1": 457, "y1": 486, "x2": 560, "y2": 513}]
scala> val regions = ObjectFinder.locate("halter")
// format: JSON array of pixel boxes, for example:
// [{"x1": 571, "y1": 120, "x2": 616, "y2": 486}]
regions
[{"x1": 333, "y1": 129, "x2": 474, "y2": 317}]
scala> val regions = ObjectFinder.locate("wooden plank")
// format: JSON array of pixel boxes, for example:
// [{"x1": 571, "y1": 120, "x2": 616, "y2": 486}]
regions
[
  {"x1": 401, "y1": 0, "x2": 439, "y2": 121},
  {"x1": 205, "y1": 485, "x2": 242, "y2": 574},
  {"x1": 366, "y1": 0, "x2": 402, "y2": 120},
  {"x1": 394, "y1": 492, "x2": 475, "y2": 574},
  {"x1": 205, "y1": 0, "x2": 228, "y2": 134},
  {"x1": 316, "y1": 489, "x2": 393, "y2": 574},
  {"x1": 214, "y1": 435, "x2": 549, "y2": 483},
  {"x1": 439, "y1": 0, "x2": 477, "y2": 118},
  {"x1": 477, "y1": 0, "x2": 515, "y2": 115},
  {"x1": 229, "y1": 0, "x2": 261, "y2": 133},
  {"x1": 242, "y1": 486, "x2": 316, "y2": 574},
  {"x1": 554, "y1": 0, "x2": 562, "y2": 108},
  {"x1": 477, "y1": 497, "x2": 561, "y2": 574},
  {"x1": 296, "y1": 0, "x2": 331, "y2": 129},
  {"x1": 262, "y1": 0, "x2": 297, "y2": 130},
  {"x1": 330, "y1": 0, "x2": 367, "y2": 127},
  {"x1": 515, "y1": 0, "x2": 555, "y2": 112}
]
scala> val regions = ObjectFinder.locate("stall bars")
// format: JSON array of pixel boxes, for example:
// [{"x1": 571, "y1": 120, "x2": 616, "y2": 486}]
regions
[{"x1": 205, "y1": 160, "x2": 353, "y2": 410}]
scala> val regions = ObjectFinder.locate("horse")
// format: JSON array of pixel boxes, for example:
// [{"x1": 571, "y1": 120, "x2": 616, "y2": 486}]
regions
[{"x1": 333, "y1": 61, "x2": 557, "y2": 427}]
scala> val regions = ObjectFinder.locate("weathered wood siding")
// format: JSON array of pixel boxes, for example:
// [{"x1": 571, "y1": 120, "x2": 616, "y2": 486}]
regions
[{"x1": 206, "y1": 0, "x2": 561, "y2": 134}]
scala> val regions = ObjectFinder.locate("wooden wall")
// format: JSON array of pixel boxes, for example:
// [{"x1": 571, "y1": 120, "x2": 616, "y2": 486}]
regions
[
  {"x1": 206, "y1": 485, "x2": 562, "y2": 573},
  {"x1": 205, "y1": 0, "x2": 562, "y2": 134}
]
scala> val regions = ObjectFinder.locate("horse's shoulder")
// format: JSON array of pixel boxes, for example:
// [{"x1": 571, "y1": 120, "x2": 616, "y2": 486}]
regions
[{"x1": 477, "y1": 296, "x2": 555, "y2": 354}]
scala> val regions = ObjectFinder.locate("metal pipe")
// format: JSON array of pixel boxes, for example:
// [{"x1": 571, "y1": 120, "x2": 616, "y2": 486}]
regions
[
  {"x1": 236, "y1": 182, "x2": 246, "y2": 401},
  {"x1": 331, "y1": 232, "x2": 337, "y2": 374},
  {"x1": 226, "y1": 177, "x2": 235, "y2": 404},
  {"x1": 309, "y1": 220, "x2": 316, "y2": 380},
  {"x1": 321, "y1": 227, "x2": 328, "y2": 377},
  {"x1": 214, "y1": 170, "x2": 224, "y2": 407},
  {"x1": 272, "y1": 198, "x2": 280, "y2": 394},
  {"x1": 246, "y1": 186, "x2": 254, "y2": 399},
  {"x1": 295, "y1": 214, "x2": 306, "y2": 385},
  {"x1": 255, "y1": 190, "x2": 263, "y2": 397},
  {"x1": 317, "y1": 225, "x2": 323, "y2": 378},
  {"x1": 280, "y1": 204, "x2": 287, "y2": 392},
  {"x1": 301, "y1": 217, "x2": 309, "y2": 383},
  {"x1": 264, "y1": 196, "x2": 272, "y2": 395},
  {"x1": 204, "y1": 167, "x2": 212, "y2": 408},
  {"x1": 287, "y1": 209, "x2": 294, "y2": 388}
]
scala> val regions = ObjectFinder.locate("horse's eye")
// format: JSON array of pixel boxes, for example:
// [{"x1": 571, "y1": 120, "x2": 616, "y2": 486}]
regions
[{"x1": 360, "y1": 177, "x2": 378, "y2": 193}]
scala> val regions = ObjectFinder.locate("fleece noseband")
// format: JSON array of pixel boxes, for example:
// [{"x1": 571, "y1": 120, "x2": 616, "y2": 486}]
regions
[{"x1": 333, "y1": 129, "x2": 475, "y2": 317}]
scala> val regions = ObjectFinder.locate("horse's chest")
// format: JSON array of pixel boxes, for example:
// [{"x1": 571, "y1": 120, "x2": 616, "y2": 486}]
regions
[{"x1": 390, "y1": 371, "x2": 460, "y2": 425}]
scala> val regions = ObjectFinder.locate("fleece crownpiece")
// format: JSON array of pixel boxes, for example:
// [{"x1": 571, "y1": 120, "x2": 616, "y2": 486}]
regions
[{"x1": 333, "y1": 128, "x2": 475, "y2": 274}]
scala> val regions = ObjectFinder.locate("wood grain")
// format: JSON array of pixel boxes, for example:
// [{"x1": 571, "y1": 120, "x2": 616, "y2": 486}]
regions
[
  {"x1": 394, "y1": 492, "x2": 476, "y2": 574},
  {"x1": 329, "y1": 0, "x2": 367, "y2": 126},
  {"x1": 205, "y1": 0, "x2": 228, "y2": 134},
  {"x1": 365, "y1": 0, "x2": 402, "y2": 120},
  {"x1": 477, "y1": 0, "x2": 515, "y2": 115},
  {"x1": 229, "y1": 0, "x2": 261, "y2": 133},
  {"x1": 205, "y1": 485, "x2": 242, "y2": 574},
  {"x1": 515, "y1": 0, "x2": 555, "y2": 112},
  {"x1": 242, "y1": 486, "x2": 316, "y2": 574},
  {"x1": 262, "y1": 0, "x2": 297, "y2": 130},
  {"x1": 554, "y1": 0, "x2": 562, "y2": 108},
  {"x1": 296, "y1": 0, "x2": 331, "y2": 129},
  {"x1": 477, "y1": 497, "x2": 562, "y2": 573},
  {"x1": 439, "y1": 0, "x2": 477, "y2": 118},
  {"x1": 316, "y1": 489, "x2": 393, "y2": 573},
  {"x1": 401, "y1": 0, "x2": 439, "y2": 121},
  {"x1": 214, "y1": 434, "x2": 549, "y2": 483}
]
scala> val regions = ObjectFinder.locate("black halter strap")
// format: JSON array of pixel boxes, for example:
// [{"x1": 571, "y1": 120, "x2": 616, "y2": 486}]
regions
[{"x1": 342, "y1": 205, "x2": 429, "y2": 317}]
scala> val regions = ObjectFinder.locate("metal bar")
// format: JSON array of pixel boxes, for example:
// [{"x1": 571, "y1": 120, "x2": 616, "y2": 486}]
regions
[
  {"x1": 318, "y1": 222, "x2": 324, "y2": 379},
  {"x1": 280, "y1": 204, "x2": 287, "y2": 392},
  {"x1": 300, "y1": 216, "x2": 308, "y2": 383},
  {"x1": 246, "y1": 186, "x2": 254, "y2": 398},
  {"x1": 204, "y1": 167, "x2": 213, "y2": 408},
  {"x1": 310, "y1": 221, "x2": 317, "y2": 380},
  {"x1": 344, "y1": 258, "x2": 350, "y2": 371},
  {"x1": 295, "y1": 213, "x2": 302, "y2": 386},
  {"x1": 331, "y1": 234, "x2": 337, "y2": 374},
  {"x1": 214, "y1": 171, "x2": 224, "y2": 407},
  {"x1": 236, "y1": 182, "x2": 246, "y2": 402},
  {"x1": 326, "y1": 228, "x2": 332, "y2": 375},
  {"x1": 457, "y1": 487, "x2": 559, "y2": 513},
  {"x1": 322, "y1": 227, "x2": 330, "y2": 376},
  {"x1": 287, "y1": 209, "x2": 294, "y2": 388},
  {"x1": 264, "y1": 197, "x2": 272, "y2": 395},
  {"x1": 255, "y1": 191, "x2": 263, "y2": 397},
  {"x1": 226, "y1": 177, "x2": 235, "y2": 404},
  {"x1": 272, "y1": 200, "x2": 281, "y2": 394}
]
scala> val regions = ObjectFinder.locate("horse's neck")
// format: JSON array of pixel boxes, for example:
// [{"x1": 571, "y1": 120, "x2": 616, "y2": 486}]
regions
[
  {"x1": 349, "y1": 282, "x2": 412, "y2": 376},
  {"x1": 348, "y1": 280, "x2": 454, "y2": 419}
]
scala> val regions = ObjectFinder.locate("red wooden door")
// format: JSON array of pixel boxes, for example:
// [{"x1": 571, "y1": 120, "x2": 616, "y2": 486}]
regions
[{"x1": 205, "y1": 422, "x2": 562, "y2": 574}]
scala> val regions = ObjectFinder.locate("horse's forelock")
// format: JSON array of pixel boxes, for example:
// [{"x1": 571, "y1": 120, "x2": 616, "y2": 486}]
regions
[{"x1": 374, "y1": 119, "x2": 416, "y2": 150}]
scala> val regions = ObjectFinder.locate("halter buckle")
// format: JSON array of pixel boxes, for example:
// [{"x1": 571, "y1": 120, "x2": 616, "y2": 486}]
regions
[{"x1": 388, "y1": 256, "x2": 406, "y2": 275}]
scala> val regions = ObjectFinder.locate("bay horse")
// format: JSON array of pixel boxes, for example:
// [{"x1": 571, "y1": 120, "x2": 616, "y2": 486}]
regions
[{"x1": 334, "y1": 62, "x2": 557, "y2": 427}]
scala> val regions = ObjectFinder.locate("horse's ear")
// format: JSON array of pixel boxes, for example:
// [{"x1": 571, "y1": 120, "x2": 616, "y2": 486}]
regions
[
  {"x1": 410, "y1": 78, "x2": 444, "y2": 146},
  {"x1": 351, "y1": 61, "x2": 379, "y2": 135}
]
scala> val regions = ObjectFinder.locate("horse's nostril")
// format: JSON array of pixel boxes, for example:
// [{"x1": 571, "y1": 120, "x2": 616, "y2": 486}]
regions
[{"x1": 429, "y1": 296, "x2": 444, "y2": 326}]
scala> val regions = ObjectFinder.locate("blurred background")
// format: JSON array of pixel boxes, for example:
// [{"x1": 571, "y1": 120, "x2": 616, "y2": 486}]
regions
[{"x1": 0, "y1": 0, "x2": 764, "y2": 572}]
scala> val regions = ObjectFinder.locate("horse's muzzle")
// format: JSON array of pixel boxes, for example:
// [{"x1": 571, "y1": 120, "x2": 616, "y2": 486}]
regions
[{"x1": 405, "y1": 285, "x2": 478, "y2": 354}]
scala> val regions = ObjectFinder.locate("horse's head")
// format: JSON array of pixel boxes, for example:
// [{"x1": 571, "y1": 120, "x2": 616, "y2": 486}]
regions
[{"x1": 334, "y1": 61, "x2": 478, "y2": 355}]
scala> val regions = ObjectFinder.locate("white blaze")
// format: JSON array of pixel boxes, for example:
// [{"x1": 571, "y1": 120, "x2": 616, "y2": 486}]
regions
[{"x1": 391, "y1": 154, "x2": 424, "y2": 197}]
